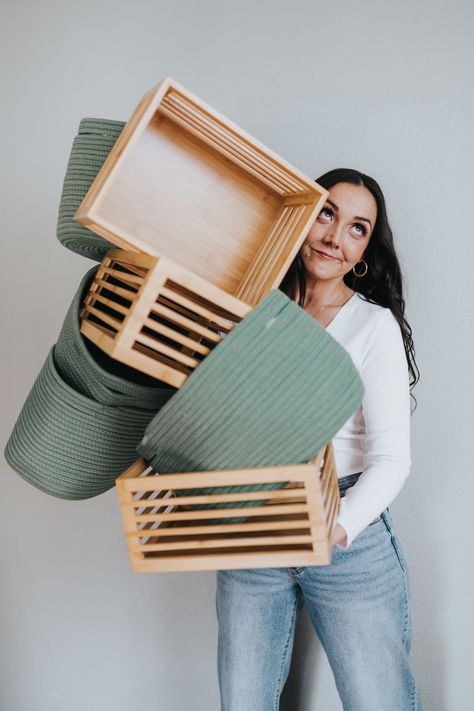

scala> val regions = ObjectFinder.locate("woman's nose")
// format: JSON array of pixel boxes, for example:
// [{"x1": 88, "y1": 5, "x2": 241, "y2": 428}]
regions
[{"x1": 323, "y1": 226, "x2": 343, "y2": 247}]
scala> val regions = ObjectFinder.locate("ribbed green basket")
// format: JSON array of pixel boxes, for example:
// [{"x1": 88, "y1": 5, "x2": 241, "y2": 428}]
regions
[
  {"x1": 56, "y1": 118, "x2": 125, "y2": 261},
  {"x1": 138, "y1": 289, "x2": 364, "y2": 521},
  {"x1": 4, "y1": 268, "x2": 175, "y2": 500},
  {"x1": 54, "y1": 266, "x2": 176, "y2": 409}
]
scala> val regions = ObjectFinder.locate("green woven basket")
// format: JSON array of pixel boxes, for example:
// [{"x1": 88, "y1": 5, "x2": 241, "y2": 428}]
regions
[
  {"x1": 4, "y1": 268, "x2": 175, "y2": 500},
  {"x1": 54, "y1": 266, "x2": 176, "y2": 409},
  {"x1": 138, "y1": 289, "x2": 364, "y2": 521},
  {"x1": 56, "y1": 118, "x2": 125, "y2": 261}
]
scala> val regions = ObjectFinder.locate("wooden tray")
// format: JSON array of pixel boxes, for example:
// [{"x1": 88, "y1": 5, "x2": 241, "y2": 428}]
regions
[
  {"x1": 80, "y1": 249, "x2": 251, "y2": 389},
  {"x1": 116, "y1": 442, "x2": 339, "y2": 573},
  {"x1": 74, "y1": 77, "x2": 328, "y2": 306}
]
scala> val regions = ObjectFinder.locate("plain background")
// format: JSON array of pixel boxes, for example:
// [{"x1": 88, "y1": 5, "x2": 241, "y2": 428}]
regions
[{"x1": 1, "y1": 1, "x2": 473, "y2": 709}]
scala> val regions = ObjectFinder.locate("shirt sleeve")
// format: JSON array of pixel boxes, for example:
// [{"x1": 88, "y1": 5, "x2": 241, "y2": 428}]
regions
[{"x1": 334, "y1": 308, "x2": 412, "y2": 550}]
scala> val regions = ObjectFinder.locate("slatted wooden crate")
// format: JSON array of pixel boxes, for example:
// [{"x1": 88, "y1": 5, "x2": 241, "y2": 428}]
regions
[
  {"x1": 80, "y1": 249, "x2": 252, "y2": 389},
  {"x1": 116, "y1": 441, "x2": 340, "y2": 573},
  {"x1": 74, "y1": 76, "x2": 328, "y2": 307}
]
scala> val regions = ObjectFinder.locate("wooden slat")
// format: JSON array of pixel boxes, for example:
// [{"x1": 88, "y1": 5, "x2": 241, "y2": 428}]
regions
[
  {"x1": 158, "y1": 103, "x2": 293, "y2": 197},
  {"x1": 139, "y1": 533, "x2": 314, "y2": 552},
  {"x1": 95, "y1": 278, "x2": 140, "y2": 301},
  {"x1": 324, "y1": 485, "x2": 339, "y2": 523},
  {"x1": 128, "y1": 502, "x2": 309, "y2": 521},
  {"x1": 242, "y1": 206, "x2": 302, "y2": 299},
  {"x1": 161, "y1": 96, "x2": 295, "y2": 192},
  {"x1": 154, "y1": 295, "x2": 215, "y2": 348},
  {"x1": 165, "y1": 92, "x2": 305, "y2": 192},
  {"x1": 162, "y1": 92, "x2": 304, "y2": 194},
  {"x1": 132, "y1": 549, "x2": 330, "y2": 573},
  {"x1": 249, "y1": 204, "x2": 307, "y2": 297},
  {"x1": 327, "y1": 494, "x2": 339, "y2": 532},
  {"x1": 86, "y1": 291, "x2": 130, "y2": 316},
  {"x1": 133, "y1": 499, "x2": 307, "y2": 525},
  {"x1": 81, "y1": 304, "x2": 122, "y2": 330},
  {"x1": 109, "y1": 260, "x2": 148, "y2": 279},
  {"x1": 136, "y1": 319, "x2": 211, "y2": 355},
  {"x1": 154, "y1": 259, "x2": 252, "y2": 319},
  {"x1": 147, "y1": 305, "x2": 223, "y2": 342},
  {"x1": 282, "y1": 193, "x2": 314, "y2": 206},
  {"x1": 105, "y1": 248, "x2": 158, "y2": 271},
  {"x1": 120, "y1": 463, "x2": 313, "y2": 492},
  {"x1": 131, "y1": 487, "x2": 306, "y2": 508},
  {"x1": 134, "y1": 332, "x2": 201, "y2": 368},
  {"x1": 159, "y1": 285, "x2": 240, "y2": 331},
  {"x1": 244, "y1": 205, "x2": 307, "y2": 303},
  {"x1": 326, "y1": 497, "x2": 339, "y2": 536},
  {"x1": 125, "y1": 345, "x2": 189, "y2": 388},
  {"x1": 99, "y1": 266, "x2": 145, "y2": 286},
  {"x1": 136, "y1": 519, "x2": 311, "y2": 537},
  {"x1": 321, "y1": 466, "x2": 332, "y2": 499},
  {"x1": 116, "y1": 468, "x2": 145, "y2": 560},
  {"x1": 80, "y1": 317, "x2": 117, "y2": 342},
  {"x1": 236, "y1": 205, "x2": 293, "y2": 297},
  {"x1": 117, "y1": 458, "x2": 152, "y2": 481}
]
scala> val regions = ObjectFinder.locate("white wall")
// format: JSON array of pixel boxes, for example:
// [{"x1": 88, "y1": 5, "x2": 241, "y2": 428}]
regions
[{"x1": 1, "y1": 1, "x2": 473, "y2": 709}]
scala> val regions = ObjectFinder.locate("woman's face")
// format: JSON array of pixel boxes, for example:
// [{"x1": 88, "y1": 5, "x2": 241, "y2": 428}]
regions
[{"x1": 300, "y1": 182, "x2": 377, "y2": 280}]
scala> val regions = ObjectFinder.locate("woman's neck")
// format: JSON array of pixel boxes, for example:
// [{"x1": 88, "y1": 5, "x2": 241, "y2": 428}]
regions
[{"x1": 293, "y1": 273, "x2": 353, "y2": 309}]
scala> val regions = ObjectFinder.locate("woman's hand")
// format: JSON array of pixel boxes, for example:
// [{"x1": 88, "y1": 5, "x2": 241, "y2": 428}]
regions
[{"x1": 331, "y1": 522, "x2": 348, "y2": 548}]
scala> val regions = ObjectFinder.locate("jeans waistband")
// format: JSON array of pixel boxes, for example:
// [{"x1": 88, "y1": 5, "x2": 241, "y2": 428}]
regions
[{"x1": 338, "y1": 472, "x2": 363, "y2": 496}]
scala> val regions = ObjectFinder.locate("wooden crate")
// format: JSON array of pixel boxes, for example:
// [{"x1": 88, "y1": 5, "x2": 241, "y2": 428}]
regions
[
  {"x1": 74, "y1": 76, "x2": 328, "y2": 307},
  {"x1": 80, "y1": 249, "x2": 251, "y2": 389},
  {"x1": 116, "y1": 442, "x2": 340, "y2": 573}
]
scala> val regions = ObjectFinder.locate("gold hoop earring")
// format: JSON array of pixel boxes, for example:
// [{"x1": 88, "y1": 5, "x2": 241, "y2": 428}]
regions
[{"x1": 352, "y1": 259, "x2": 368, "y2": 277}]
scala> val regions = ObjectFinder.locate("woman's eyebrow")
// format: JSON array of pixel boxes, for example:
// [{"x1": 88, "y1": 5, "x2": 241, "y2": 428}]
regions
[
  {"x1": 354, "y1": 216, "x2": 372, "y2": 228},
  {"x1": 326, "y1": 198, "x2": 372, "y2": 229}
]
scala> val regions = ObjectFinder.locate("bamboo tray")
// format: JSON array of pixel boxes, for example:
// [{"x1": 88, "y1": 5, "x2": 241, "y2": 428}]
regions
[
  {"x1": 116, "y1": 442, "x2": 339, "y2": 573},
  {"x1": 80, "y1": 249, "x2": 251, "y2": 389},
  {"x1": 74, "y1": 76, "x2": 328, "y2": 306}
]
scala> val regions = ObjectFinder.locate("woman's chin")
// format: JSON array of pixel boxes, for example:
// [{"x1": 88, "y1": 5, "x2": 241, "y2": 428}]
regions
[{"x1": 304, "y1": 261, "x2": 342, "y2": 279}]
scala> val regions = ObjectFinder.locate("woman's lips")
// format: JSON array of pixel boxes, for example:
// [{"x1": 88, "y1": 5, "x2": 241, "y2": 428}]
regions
[{"x1": 311, "y1": 248, "x2": 340, "y2": 261}]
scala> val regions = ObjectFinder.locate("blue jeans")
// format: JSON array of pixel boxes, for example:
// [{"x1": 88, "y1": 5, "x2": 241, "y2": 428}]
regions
[{"x1": 215, "y1": 473, "x2": 424, "y2": 710}]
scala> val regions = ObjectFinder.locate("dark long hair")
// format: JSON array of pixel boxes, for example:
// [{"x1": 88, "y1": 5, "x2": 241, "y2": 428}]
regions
[{"x1": 279, "y1": 168, "x2": 420, "y2": 413}]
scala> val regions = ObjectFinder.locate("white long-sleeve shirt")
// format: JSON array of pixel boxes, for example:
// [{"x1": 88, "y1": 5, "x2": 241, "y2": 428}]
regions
[{"x1": 325, "y1": 291, "x2": 412, "y2": 550}]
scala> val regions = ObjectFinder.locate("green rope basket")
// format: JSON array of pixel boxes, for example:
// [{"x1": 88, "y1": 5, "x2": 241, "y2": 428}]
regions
[
  {"x1": 138, "y1": 289, "x2": 364, "y2": 522},
  {"x1": 56, "y1": 118, "x2": 125, "y2": 261},
  {"x1": 4, "y1": 268, "x2": 175, "y2": 500},
  {"x1": 54, "y1": 266, "x2": 176, "y2": 409}
]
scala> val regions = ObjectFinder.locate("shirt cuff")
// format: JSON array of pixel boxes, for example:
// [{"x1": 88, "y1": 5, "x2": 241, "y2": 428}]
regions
[
  {"x1": 334, "y1": 496, "x2": 366, "y2": 550},
  {"x1": 335, "y1": 525, "x2": 349, "y2": 549}
]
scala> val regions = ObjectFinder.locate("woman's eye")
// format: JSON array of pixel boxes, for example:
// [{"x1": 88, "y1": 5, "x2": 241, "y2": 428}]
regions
[
  {"x1": 352, "y1": 223, "x2": 367, "y2": 236},
  {"x1": 319, "y1": 207, "x2": 333, "y2": 221}
]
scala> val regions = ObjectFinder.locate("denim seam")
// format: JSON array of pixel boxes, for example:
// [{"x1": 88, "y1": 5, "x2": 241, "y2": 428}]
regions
[
  {"x1": 273, "y1": 593, "x2": 298, "y2": 711},
  {"x1": 391, "y1": 537, "x2": 411, "y2": 653},
  {"x1": 381, "y1": 513, "x2": 411, "y2": 652}
]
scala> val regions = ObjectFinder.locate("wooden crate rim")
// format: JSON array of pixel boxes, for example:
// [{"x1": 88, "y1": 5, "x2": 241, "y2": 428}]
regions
[
  {"x1": 132, "y1": 76, "x2": 327, "y2": 192},
  {"x1": 83, "y1": 76, "x2": 328, "y2": 224},
  {"x1": 116, "y1": 446, "x2": 330, "y2": 488}
]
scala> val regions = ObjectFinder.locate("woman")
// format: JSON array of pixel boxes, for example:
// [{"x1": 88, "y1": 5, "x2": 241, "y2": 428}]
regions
[{"x1": 215, "y1": 169, "x2": 423, "y2": 710}]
